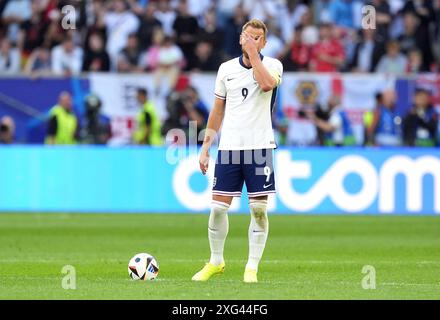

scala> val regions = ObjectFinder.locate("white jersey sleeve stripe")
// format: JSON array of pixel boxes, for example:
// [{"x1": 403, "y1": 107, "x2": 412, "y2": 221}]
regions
[{"x1": 215, "y1": 93, "x2": 226, "y2": 100}]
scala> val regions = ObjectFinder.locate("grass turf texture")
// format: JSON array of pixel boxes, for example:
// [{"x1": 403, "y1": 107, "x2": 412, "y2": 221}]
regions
[{"x1": 0, "y1": 213, "x2": 439, "y2": 300}]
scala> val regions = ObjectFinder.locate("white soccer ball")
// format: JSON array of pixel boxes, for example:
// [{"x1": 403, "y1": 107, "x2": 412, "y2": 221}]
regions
[{"x1": 128, "y1": 253, "x2": 159, "y2": 281}]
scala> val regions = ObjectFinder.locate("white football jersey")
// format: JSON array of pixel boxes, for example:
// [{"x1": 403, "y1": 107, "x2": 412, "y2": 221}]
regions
[{"x1": 214, "y1": 54, "x2": 283, "y2": 150}]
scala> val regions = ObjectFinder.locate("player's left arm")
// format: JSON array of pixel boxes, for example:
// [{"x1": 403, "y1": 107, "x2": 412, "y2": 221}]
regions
[
  {"x1": 244, "y1": 34, "x2": 282, "y2": 92},
  {"x1": 249, "y1": 54, "x2": 281, "y2": 92}
]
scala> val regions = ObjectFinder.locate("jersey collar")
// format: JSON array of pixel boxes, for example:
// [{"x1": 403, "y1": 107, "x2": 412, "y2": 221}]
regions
[{"x1": 239, "y1": 53, "x2": 264, "y2": 69}]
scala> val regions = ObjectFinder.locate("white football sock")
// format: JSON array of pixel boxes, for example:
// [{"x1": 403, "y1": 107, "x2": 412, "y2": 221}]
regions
[
  {"x1": 208, "y1": 200, "x2": 230, "y2": 266},
  {"x1": 246, "y1": 199, "x2": 269, "y2": 271}
]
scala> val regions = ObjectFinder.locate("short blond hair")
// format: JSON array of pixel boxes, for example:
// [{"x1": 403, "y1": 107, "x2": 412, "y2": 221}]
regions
[{"x1": 242, "y1": 19, "x2": 267, "y2": 39}]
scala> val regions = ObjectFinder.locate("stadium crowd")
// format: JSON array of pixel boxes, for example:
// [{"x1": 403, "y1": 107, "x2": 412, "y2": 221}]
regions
[
  {"x1": 0, "y1": 0, "x2": 439, "y2": 147},
  {"x1": 1, "y1": 0, "x2": 440, "y2": 75}
]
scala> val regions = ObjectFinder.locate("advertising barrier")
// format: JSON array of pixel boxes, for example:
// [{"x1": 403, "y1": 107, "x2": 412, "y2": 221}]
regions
[
  {"x1": 0, "y1": 146, "x2": 438, "y2": 215},
  {"x1": 2, "y1": 73, "x2": 440, "y2": 145}
]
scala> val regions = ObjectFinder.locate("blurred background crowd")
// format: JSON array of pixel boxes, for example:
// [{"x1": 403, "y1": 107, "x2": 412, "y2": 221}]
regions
[
  {"x1": 0, "y1": 0, "x2": 439, "y2": 147},
  {"x1": 1, "y1": 0, "x2": 440, "y2": 75}
]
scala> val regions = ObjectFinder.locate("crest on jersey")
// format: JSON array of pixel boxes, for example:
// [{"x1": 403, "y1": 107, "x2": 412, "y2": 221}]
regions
[{"x1": 295, "y1": 81, "x2": 318, "y2": 105}]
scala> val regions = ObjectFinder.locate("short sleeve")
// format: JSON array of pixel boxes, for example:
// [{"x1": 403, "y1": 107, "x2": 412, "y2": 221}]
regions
[
  {"x1": 269, "y1": 60, "x2": 283, "y2": 86},
  {"x1": 214, "y1": 64, "x2": 226, "y2": 100}
]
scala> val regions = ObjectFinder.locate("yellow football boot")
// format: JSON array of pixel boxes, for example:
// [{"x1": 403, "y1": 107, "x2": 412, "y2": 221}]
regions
[
  {"x1": 243, "y1": 268, "x2": 258, "y2": 283},
  {"x1": 191, "y1": 262, "x2": 225, "y2": 281}
]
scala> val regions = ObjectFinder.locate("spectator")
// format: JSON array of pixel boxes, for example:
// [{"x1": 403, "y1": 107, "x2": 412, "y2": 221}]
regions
[
  {"x1": 279, "y1": 0, "x2": 309, "y2": 42},
  {"x1": 403, "y1": 88, "x2": 438, "y2": 146},
  {"x1": 307, "y1": 95, "x2": 356, "y2": 146},
  {"x1": 150, "y1": 35, "x2": 184, "y2": 95},
  {"x1": 406, "y1": 48, "x2": 423, "y2": 73},
  {"x1": 260, "y1": 21, "x2": 284, "y2": 59},
  {"x1": 51, "y1": 37, "x2": 83, "y2": 76},
  {"x1": 117, "y1": 33, "x2": 142, "y2": 72},
  {"x1": 46, "y1": 91, "x2": 78, "y2": 145},
  {"x1": 309, "y1": 23, "x2": 345, "y2": 72},
  {"x1": 24, "y1": 47, "x2": 52, "y2": 76},
  {"x1": 155, "y1": 0, "x2": 176, "y2": 36},
  {"x1": 17, "y1": 1, "x2": 48, "y2": 59},
  {"x1": 289, "y1": 94, "x2": 330, "y2": 147},
  {"x1": 363, "y1": 92, "x2": 383, "y2": 146},
  {"x1": 350, "y1": 28, "x2": 385, "y2": 73},
  {"x1": 1, "y1": 0, "x2": 32, "y2": 43},
  {"x1": 127, "y1": 0, "x2": 147, "y2": 16},
  {"x1": 216, "y1": 0, "x2": 242, "y2": 28},
  {"x1": 434, "y1": 0, "x2": 440, "y2": 66},
  {"x1": 141, "y1": 28, "x2": 164, "y2": 71},
  {"x1": 0, "y1": 38, "x2": 21, "y2": 74},
  {"x1": 82, "y1": 0, "x2": 108, "y2": 54},
  {"x1": 190, "y1": 40, "x2": 221, "y2": 71},
  {"x1": 375, "y1": 40, "x2": 407, "y2": 74},
  {"x1": 397, "y1": 12, "x2": 418, "y2": 52},
  {"x1": 184, "y1": 0, "x2": 212, "y2": 19},
  {"x1": 181, "y1": 85, "x2": 209, "y2": 144},
  {"x1": 133, "y1": 87, "x2": 163, "y2": 145},
  {"x1": 243, "y1": 0, "x2": 278, "y2": 24},
  {"x1": 328, "y1": 0, "x2": 355, "y2": 29},
  {"x1": 172, "y1": 0, "x2": 199, "y2": 70},
  {"x1": 369, "y1": 89, "x2": 402, "y2": 146},
  {"x1": 401, "y1": 0, "x2": 435, "y2": 36},
  {"x1": 199, "y1": 8, "x2": 225, "y2": 51},
  {"x1": 137, "y1": 2, "x2": 162, "y2": 51},
  {"x1": 402, "y1": 0, "x2": 435, "y2": 70},
  {"x1": 161, "y1": 85, "x2": 208, "y2": 144},
  {"x1": 298, "y1": 8, "x2": 319, "y2": 46},
  {"x1": 281, "y1": 26, "x2": 311, "y2": 71},
  {"x1": 397, "y1": 12, "x2": 432, "y2": 71},
  {"x1": 313, "y1": 0, "x2": 332, "y2": 25},
  {"x1": 82, "y1": 32, "x2": 111, "y2": 72},
  {"x1": 224, "y1": 5, "x2": 248, "y2": 58},
  {"x1": 43, "y1": 7, "x2": 68, "y2": 49},
  {"x1": 78, "y1": 94, "x2": 112, "y2": 145},
  {"x1": 0, "y1": 116, "x2": 15, "y2": 144},
  {"x1": 104, "y1": 0, "x2": 140, "y2": 69},
  {"x1": 368, "y1": 0, "x2": 392, "y2": 40}
]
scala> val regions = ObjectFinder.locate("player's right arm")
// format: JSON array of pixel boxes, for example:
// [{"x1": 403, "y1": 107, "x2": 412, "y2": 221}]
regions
[
  {"x1": 199, "y1": 63, "x2": 227, "y2": 175},
  {"x1": 199, "y1": 97, "x2": 225, "y2": 175}
]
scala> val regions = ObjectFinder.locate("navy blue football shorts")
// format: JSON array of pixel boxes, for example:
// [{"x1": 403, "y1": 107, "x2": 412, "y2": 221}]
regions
[{"x1": 212, "y1": 148, "x2": 276, "y2": 198}]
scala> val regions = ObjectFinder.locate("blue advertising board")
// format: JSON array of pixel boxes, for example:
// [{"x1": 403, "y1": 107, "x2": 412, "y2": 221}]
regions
[{"x1": 0, "y1": 146, "x2": 439, "y2": 215}]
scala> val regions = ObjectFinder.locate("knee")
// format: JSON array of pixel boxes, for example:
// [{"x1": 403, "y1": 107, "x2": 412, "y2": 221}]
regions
[
  {"x1": 209, "y1": 201, "x2": 229, "y2": 226},
  {"x1": 249, "y1": 200, "x2": 268, "y2": 226}
]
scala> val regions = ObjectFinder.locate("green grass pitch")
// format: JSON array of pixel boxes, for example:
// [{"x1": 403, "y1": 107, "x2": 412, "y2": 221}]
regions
[{"x1": 0, "y1": 213, "x2": 439, "y2": 299}]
